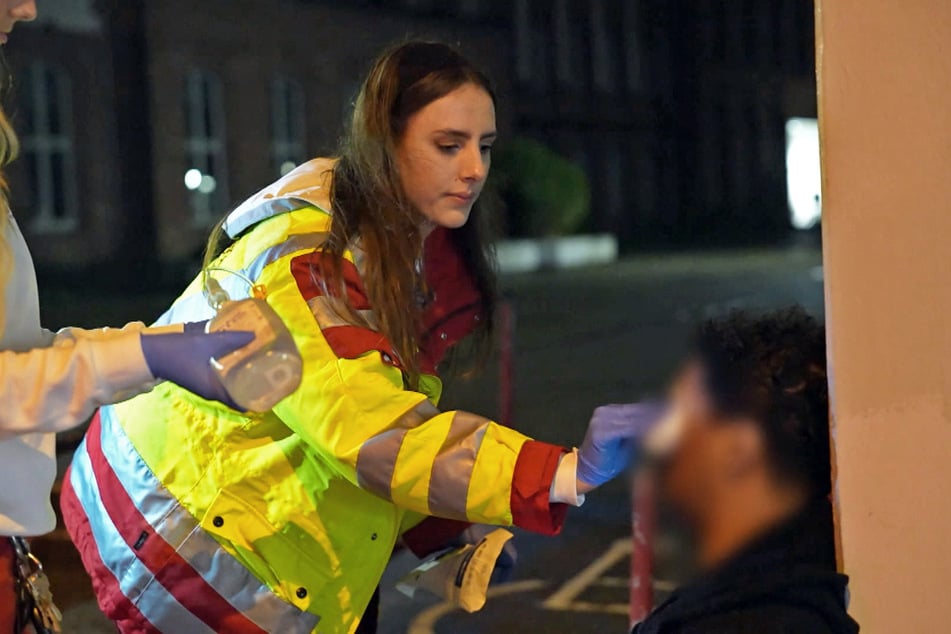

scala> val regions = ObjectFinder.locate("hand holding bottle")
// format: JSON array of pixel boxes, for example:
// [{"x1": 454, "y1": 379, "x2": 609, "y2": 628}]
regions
[{"x1": 139, "y1": 321, "x2": 253, "y2": 410}]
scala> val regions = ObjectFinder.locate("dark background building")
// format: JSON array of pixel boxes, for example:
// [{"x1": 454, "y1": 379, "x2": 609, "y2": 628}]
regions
[{"x1": 4, "y1": 0, "x2": 817, "y2": 284}]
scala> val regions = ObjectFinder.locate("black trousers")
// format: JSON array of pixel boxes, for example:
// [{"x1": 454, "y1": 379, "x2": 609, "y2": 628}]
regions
[{"x1": 355, "y1": 586, "x2": 380, "y2": 634}]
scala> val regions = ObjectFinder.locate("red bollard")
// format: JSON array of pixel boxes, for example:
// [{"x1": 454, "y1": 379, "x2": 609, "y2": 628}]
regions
[
  {"x1": 498, "y1": 301, "x2": 515, "y2": 427},
  {"x1": 630, "y1": 470, "x2": 656, "y2": 627}
]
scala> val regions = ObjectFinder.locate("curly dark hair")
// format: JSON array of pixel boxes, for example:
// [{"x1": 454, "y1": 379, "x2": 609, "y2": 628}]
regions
[{"x1": 692, "y1": 307, "x2": 831, "y2": 500}]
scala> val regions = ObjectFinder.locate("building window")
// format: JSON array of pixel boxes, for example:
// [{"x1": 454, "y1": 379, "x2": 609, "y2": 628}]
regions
[
  {"x1": 532, "y1": 4, "x2": 555, "y2": 91},
  {"x1": 514, "y1": 0, "x2": 533, "y2": 84},
  {"x1": 515, "y1": 0, "x2": 556, "y2": 92},
  {"x1": 621, "y1": 0, "x2": 646, "y2": 94},
  {"x1": 19, "y1": 62, "x2": 79, "y2": 233},
  {"x1": 553, "y1": 0, "x2": 575, "y2": 87},
  {"x1": 271, "y1": 78, "x2": 307, "y2": 177},
  {"x1": 183, "y1": 69, "x2": 228, "y2": 226},
  {"x1": 589, "y1": 0, "x2": 619, "y2": 94},
  {"x1": 553, "y1": 0, "x2": 593, "y2": 92}
]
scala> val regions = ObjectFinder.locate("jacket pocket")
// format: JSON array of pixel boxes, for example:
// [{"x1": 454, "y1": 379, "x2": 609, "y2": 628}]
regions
[{"x1": 199, "y1": 488, "x2": 329, "y2": 614}]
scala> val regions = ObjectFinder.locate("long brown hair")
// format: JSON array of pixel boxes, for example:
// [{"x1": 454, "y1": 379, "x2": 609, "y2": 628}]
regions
[{"x1": 325, "y1": 41, "x2": 498, "y2": 388}]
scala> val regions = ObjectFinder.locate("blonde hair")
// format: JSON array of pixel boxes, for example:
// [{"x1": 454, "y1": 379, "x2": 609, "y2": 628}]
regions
[{"x1": 0, "y1": 56, "x2": 21, "y2": 335}]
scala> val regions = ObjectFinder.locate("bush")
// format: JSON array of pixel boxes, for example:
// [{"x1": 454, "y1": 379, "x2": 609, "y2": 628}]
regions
[{"x1": 492, "y1": 138, "x2": 591, "y2": 237}]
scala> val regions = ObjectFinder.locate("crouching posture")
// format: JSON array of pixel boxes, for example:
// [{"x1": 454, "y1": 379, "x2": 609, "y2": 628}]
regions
[{"x1": 61, "y1": 42, "x2": 652, "y2": 634}]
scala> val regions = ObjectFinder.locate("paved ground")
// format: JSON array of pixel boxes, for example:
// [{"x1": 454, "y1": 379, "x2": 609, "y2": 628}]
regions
[{"x1": 32, "y1": 244, "x2": 825, "y2": 633}]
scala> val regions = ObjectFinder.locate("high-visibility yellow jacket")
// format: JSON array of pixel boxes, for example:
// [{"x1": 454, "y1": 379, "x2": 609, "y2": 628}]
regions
[{"x1": 63, "y1": 158, "x2": 570, "y2": 634}]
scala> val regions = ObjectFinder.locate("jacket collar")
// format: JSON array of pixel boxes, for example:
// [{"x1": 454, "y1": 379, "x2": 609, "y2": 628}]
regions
[
  {"x1": 636, "y1": 499, "x2": 855, "y2": 633},
  {"x1": 223, "y1": 158, "x2": 337, "y2": 238}
]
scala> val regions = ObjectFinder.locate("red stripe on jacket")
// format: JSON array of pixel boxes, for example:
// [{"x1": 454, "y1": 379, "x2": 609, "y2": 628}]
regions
[
  {"x1": 288, "y1": 229, "x2": 486, "y2": 373},
  {"x1": 61, "y1": 467, "x2": 163, "y2": 634},
  {"x1": 290, "y1": 250, "x2": 405, "y2": 369},
  {"x1": 511, "y1": 441, "x2": 570, "y2": 535},
  {"x1": 80, "y1": 413, "x2": 267, "y2": 634},
  {"x1": 402, "y1": 440, "x2": 570, "y2": 549},
  {"x1": 290, "y1": 251, "x2": 371, "y2": 310}
]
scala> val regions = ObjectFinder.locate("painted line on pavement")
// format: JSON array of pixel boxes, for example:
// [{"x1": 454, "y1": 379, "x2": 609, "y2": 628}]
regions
[
  {"x1": 592, "y1": 576, "x2": 629, "y2": 588},
  {"x1": 542, "y1": 538, "x2": 631, "y2": 610},
  {"x1": 407, "y1": 579, "x2": 548, "y2": 634},
  {"x1": 407, "y1": 539, "x2": 676, "y2": 632},
  {"x1": 548, "y1": 601, "x2": 629, "y2": 616}
]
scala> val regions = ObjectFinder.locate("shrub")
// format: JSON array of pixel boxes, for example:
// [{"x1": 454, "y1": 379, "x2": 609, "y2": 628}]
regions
[{"x1": 491, "y1": 138, "x2": 591, "y2": 237}]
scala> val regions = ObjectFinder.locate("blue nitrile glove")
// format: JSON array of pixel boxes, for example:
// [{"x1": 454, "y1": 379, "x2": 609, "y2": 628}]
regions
[
  {"x1": 460, "y1": 525, "x2": 517, "y2": 585},
  {"x1": 140, "y1": 321, "x2": 254, "y2": 410},
  {"x1": 576, "y1": 402, "x2": 666, "y2": 489}
]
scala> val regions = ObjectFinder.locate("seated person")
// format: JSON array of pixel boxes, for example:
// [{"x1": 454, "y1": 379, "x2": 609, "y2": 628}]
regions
[{"x1": 634, "y1": 308, "x2": 859, "y2": 634}]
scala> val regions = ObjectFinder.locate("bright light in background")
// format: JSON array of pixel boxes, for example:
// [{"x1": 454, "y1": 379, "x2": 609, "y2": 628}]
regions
[
  {"x1": 184, "y1": 169, "x2": 218, "y2": 195},
  {"x1": 198, "y1": 174, "x2": 217, "y2": 195},
  {"x1": 786, "y1": 117, "x2": 822, "y2": 230},
  {"x1": 280, "y1": 161, "x2": 297, "y2": 176},
  {"x1": 184, "y1": 168, "x2": 202, "y2": 191}
]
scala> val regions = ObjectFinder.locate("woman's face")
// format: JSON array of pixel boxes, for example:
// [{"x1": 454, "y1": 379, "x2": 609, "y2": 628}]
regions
[
  {"x1": 0, "y1": 0, "x2": 36, "y2": 44},
  {"x1": 396, "y1": 82, "x2": 496, "y2": 231}
]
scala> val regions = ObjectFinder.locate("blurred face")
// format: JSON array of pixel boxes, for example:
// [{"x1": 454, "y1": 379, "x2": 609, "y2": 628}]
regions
[
  {"x1": 660, "y1": 361, "x2": 766, "y2": 523},
  {"x1": 396, "y1": 83, "x2": 496, "y2": 231},
  {"x1": 0, "y1": 0, "x2": 36, "y2": 44}
]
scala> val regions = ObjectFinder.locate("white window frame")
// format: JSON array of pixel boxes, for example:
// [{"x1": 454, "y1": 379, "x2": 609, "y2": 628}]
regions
[
  {"x1": 270, "y1": 77, "x2": 307, "y2": 177},
  {"x1": 21, "y1": 62, "x2": 79, "y2": 234},
  {"x1": 184, "y1": 69, "x2": 229, "y2": 226}
]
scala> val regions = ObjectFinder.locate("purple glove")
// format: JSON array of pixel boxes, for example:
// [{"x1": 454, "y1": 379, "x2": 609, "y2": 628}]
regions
[
  {"x1": 577, "y1": 402, "x2": 666, "y2": 488},
  {"x1": 460, "y1": 525, "x2": 518, "y2": 585},
  {"x1": 140, "y1": 321, "x2": 254, "y2": 410}
]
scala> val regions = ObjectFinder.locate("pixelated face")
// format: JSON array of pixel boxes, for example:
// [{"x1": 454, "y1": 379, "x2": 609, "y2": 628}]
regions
[
  {"x1": 659, "y1": 360, "x2": 765, "y2": 522},
  {"x1": 0, "y1": 0, "x2": 35, "y2": 44},
  {"x1": 396, "y1": 83, "x2": 496, "y2": 232}
]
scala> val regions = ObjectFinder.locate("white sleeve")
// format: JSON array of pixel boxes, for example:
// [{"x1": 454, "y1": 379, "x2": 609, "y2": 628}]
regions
[
  {"x1": 549, "y1": 449, "x2": 586, "y2": 507},
  {"x1": 0, "y1": 323, "x2": 158, "y2": 437}
]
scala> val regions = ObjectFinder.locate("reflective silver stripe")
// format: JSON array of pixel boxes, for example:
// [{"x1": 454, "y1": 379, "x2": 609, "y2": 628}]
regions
[
  {"x1": 245, "y1": 232, "x2": 328, "y2": 282},
  {"x1": 356, "y1": 403, "x2": 436, "y2": 500},
  {"x1": 93, "y1": 407, "x2": 320, "y2": 632},
  {"x1": 355, "y1": 428, "x2": 406, "y2": 502},
  {"x1": 69, "y1": 449, "x2": 217, "y2": 634},
  {"x1": 153, "y1": 232, "x2": 328, "y2": 328},
  {"x1": 225, "y1": 198, "x2": 313, "y2": 238},
  {"x1": 223, "y1": 160, "x2": 334, "y2": 238},
  {"x1": 427, "y1": 412, "x2": 490, "y2": 520}
]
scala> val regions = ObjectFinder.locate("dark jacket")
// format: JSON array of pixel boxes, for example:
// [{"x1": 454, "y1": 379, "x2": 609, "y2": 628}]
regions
[{"x1": 633, "y1": 500, "x2": 859, "y2": 634}]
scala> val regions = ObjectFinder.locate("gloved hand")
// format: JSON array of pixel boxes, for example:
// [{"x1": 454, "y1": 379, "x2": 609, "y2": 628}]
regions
[
  {"x1": 460, "y1": 524, "x2": 517, "y2": 585},
  {"x1": 577, "y1": 402, "x2": 666, "y2": 490},
  {"x1": 140, "y1": 321, "x2": 254, "y2": 410}
]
